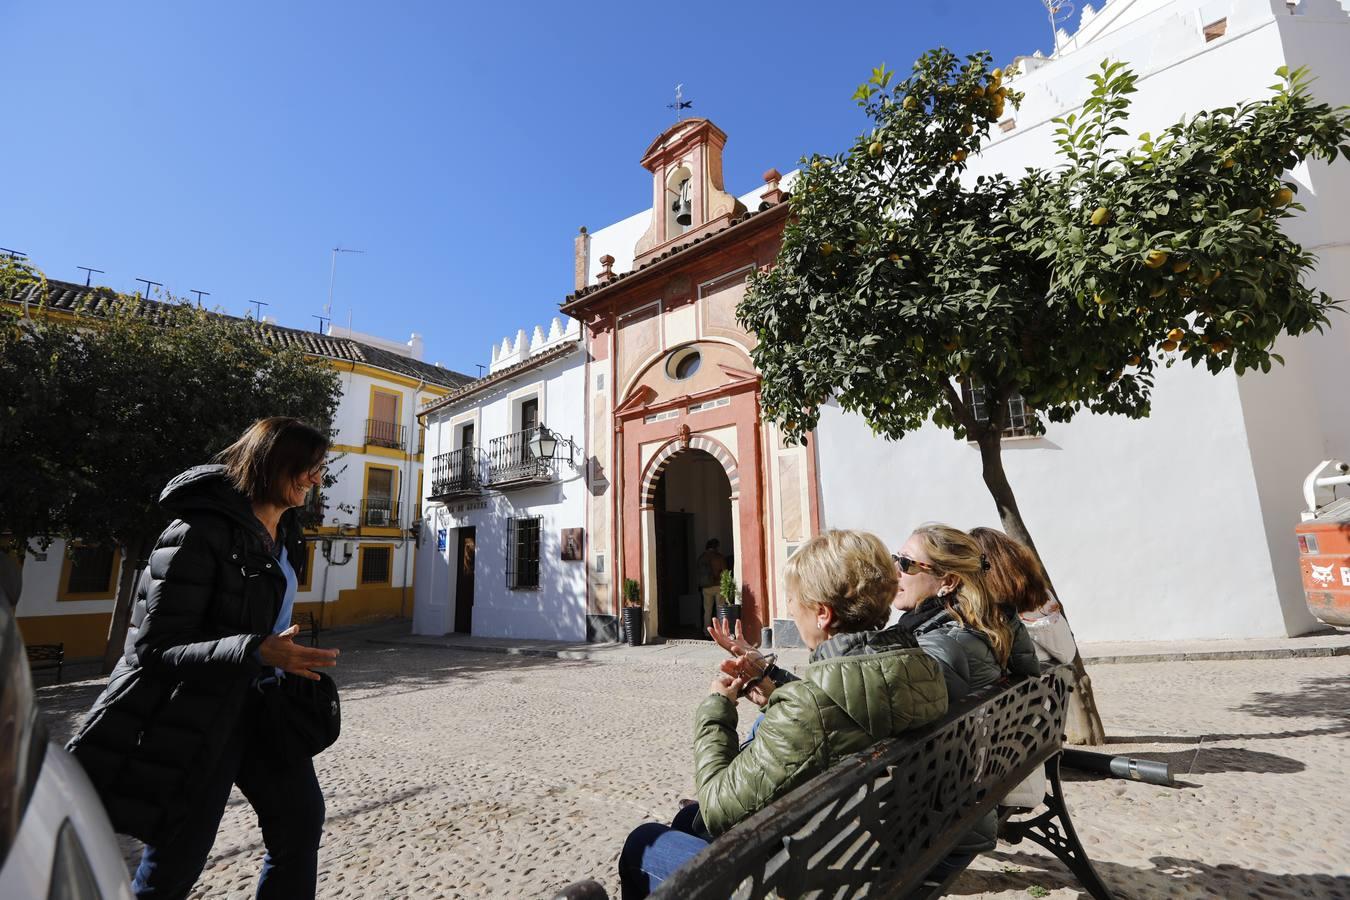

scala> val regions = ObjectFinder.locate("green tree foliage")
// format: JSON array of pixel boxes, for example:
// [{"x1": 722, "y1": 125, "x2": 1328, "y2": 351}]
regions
[
  {"x1": 740, "y1": 50, "x2": 1349, "y2": 552},
  {"x1": 1, "y1": 258, "x2": 342, "y2": 667}
]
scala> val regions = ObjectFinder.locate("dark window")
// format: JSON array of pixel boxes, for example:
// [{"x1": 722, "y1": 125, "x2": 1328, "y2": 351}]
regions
[
  {"x1": 674, "y1": 351, "x2": 701, "y2": 379},
  {"x1": 460, "y1": 423, "x2": 475, "y2": 449},
  {"x1": 961, "y1": 380, "x2": 1036, "y2": 438},
  {"x1": 67, "y1": 545, "x2": 115, "y2": 594},
  {"x1": 520, "y1": 399, "x2": 539, "y2": 433},
  {"x1": 507, "y1": 516, "x2": 542, "y2": 590},
  {"x1": 361, "y1": 546, "x2": 391, "y2": 584}
]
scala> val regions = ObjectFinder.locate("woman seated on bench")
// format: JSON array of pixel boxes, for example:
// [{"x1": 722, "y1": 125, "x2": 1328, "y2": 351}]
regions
[
  {"x1": 618, "y1": 529, "x2": 948, "y2": 899},
  {"x1": 888, "y1": 523, "x2": 1040, "y2": 875}
]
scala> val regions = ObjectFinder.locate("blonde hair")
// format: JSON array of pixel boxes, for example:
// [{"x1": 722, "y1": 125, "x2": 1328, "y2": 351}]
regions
[
  {"x1": 910, "y1": 523, "x2": 1013, "y2": 666},
  {"x1": 784, "y1": 529, "x2": 896, "y2": 633}
]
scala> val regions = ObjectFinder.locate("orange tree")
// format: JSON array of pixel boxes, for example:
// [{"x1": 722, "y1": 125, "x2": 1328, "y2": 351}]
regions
[{"x1": 738, "y1": 49, "x2": 1350, "y2": 742}]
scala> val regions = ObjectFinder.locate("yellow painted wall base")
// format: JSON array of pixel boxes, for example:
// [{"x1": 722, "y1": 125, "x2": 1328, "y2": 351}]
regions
[
  {"x1": 17, "y1": 612, "x2": 112, "y2": 659},
  {"x1": 19, "y1": 588, "x2": 410, "y2": 659},
  {"x1": 294, "y1": 585, "x2": 410, "y2": 628}
]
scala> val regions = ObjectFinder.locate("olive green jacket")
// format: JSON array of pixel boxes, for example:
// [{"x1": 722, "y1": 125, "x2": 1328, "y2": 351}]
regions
[{"x1": 693, "y1": 628, "x2": 948, "y2": 836}]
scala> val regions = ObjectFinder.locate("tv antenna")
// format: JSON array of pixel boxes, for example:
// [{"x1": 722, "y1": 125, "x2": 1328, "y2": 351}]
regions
[
  {"x1": 327, "y1": 246, "x2": 366, "y2": 324},
  {"x1": 0, "y1": 247, "x2": 27, "y2": 260},
  {"x1": 312, "y1": 313, "x2": 331, "y2": 333},
  {"x1": 1040, "y1": 0, "x2": 1076, "y2": 54},
  {"x1": 189, "y1": 289, "x2": 210, "y2": 308},
  {"x1": 475, "y1": 364, "x2": 486, "y2": 377},
  {"x1": 134, "y1": 278, "x2": 163, "y2": 299},
  {"x1": 668, "y1": 84, "x2": 693, "y2": 122},
  {"x1": 249, "y1": 299, "x2": 270, "y2": 320},
  {"x1": 77, "y1": 266, "x2": 105, "y2": 286}
]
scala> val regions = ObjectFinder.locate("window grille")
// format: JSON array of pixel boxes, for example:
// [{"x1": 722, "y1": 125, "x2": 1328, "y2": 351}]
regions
[
  {"x1": 507, "y1": 516, "x2": 542, "y2": 590},
  {"x1": 361, "y1": 546, "x2": 392, "y2": 584},
  {"x1": 961, "y1": 380, "x2": 1037, "y2": 438},
  {"x1": 67, "y1": 545, "x2": 115, "y2": 594}
]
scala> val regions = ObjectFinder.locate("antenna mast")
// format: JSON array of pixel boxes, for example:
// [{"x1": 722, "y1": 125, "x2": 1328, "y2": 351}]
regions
[{"x1": 1040, "y1": 0, "x2": 1076, "y2": 54}]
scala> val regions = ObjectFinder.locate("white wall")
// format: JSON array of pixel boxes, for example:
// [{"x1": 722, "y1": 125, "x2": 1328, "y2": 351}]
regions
[
  {"x1": 416, "y1": 342, "x2": 589, "y2": 641},
  {"x1": 817, "y1": 0, "x2": 1350, "y2": 642}
]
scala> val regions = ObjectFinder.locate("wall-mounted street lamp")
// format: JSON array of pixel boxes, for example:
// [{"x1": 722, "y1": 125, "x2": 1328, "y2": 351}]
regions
[{"x1": 528, "y1": 425, "x2": 581, "y2": 468}]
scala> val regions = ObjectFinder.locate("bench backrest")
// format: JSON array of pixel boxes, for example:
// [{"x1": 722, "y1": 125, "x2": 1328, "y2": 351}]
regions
[
  {"x1": 651, "y1": 665, "x2": 1073, "y2": 899},
  {"x1": 26, "y1": 643, "x2": 64, "y2": 663}
]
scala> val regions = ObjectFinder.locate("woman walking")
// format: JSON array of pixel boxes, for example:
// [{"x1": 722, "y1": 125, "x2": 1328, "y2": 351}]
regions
[{"x1": 69, "y1": 417, "x2": 340, "y2": 900}]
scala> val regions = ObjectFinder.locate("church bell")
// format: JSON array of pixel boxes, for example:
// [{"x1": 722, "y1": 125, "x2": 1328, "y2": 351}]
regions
[{"x1": 672, "y1": 178, "x2": 692, "y2": 227}]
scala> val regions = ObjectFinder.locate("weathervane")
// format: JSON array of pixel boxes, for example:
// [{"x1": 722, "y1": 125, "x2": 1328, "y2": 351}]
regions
[
  {"x1": 1039, "y1": 0, "x2": 1076, "y2": 54},
  {"x1": 668, "y1": 84, "x2": 693, "y2": 122}
]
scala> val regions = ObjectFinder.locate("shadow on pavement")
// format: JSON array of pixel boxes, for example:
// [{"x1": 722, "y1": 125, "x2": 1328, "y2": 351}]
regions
[
  {"x1": 953, "y1": 849, "x2": 1349, "y2": 899},
  {"x1": 1124, "y1": 746, "x2": 1306, "y2": 776}
]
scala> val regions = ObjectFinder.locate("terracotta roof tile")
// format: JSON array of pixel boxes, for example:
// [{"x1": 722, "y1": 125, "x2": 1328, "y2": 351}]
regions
[{"x1": 3, "y1": 277, "x2": 474, "y2": 390}]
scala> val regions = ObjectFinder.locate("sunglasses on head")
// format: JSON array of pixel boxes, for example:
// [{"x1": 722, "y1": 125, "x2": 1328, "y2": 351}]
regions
[{"x1": 892, "y1": 553, "x2": 938, "y2": 575}]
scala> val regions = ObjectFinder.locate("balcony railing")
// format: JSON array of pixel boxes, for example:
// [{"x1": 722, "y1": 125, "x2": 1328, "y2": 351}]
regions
[
  {"x1": 430, "y1": 447, "x2": 487, "y2": 499},
  {"x1": 360, "y1": 498, "x2": 401, "y2": 529},
  {"x1": 487, "y1": 428, "x2": 555, "y2": 488},
  {"x1": 365, "y1": 418, "x2": 406, "y2": 450}
]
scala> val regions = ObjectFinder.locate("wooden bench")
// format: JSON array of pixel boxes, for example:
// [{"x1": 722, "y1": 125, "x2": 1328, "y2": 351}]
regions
[
  {"x1": 553, "y1": 665, "x2": 1111, "y2": 899},
  {"x1": 26, "y1": 642, "x2": 64, "y2": 684}
]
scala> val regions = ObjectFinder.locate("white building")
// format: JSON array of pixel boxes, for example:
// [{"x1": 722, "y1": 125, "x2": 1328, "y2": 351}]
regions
[
  {"x1": 414, "y1": 316, "x2": 592, "y2": 642},
  {"x1": 816, "y1": 0, "x2": 1350, "y2": 642}
]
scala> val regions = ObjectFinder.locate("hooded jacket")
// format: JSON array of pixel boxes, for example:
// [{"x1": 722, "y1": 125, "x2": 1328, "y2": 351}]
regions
[
  {"x1": 693, "y1": 626, "x2": 947, "y2": 837},
  {"x1": 67, "y1": 465, "x2": 305, "y2": 843},
  {"x1": 900, "y1": 595, "x2": 1041, "y2": 854}
]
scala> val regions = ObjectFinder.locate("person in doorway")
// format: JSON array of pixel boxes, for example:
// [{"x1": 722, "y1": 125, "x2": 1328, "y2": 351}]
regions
[
  {"x1": 618, "y1": 529, "x2": 948, "y2": 898},
  {"x1": 67, "y1": 417, "x2": 341, "y2": 900},
  {"x1": 696, "y1": 538, "x2": 727, "y2": 631}
]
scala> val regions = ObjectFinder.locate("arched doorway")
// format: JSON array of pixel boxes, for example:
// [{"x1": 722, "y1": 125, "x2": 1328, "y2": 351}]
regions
[{"x1": 652, "y1": 448, "x2": 733, "y2": 639}]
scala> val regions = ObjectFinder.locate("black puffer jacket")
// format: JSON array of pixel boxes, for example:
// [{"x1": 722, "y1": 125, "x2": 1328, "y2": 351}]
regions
[{"x1": 67, "y1": 465, "x2": 305, "y2": 843}]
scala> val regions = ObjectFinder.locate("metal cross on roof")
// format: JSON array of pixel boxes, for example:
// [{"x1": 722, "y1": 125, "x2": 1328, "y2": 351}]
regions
[{"x1": 668, "y1": 84, "x2": 693, "y2": 122}]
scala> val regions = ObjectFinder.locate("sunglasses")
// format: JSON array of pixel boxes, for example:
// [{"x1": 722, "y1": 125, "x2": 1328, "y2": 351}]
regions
[{"x1": 892, "y1": 553, "x2": 939, "y2": 575}]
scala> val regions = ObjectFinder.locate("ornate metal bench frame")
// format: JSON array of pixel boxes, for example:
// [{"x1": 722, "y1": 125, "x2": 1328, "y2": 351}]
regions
[{"x1": 556, "y1": 665, "x2": 1111, "y2": 899}]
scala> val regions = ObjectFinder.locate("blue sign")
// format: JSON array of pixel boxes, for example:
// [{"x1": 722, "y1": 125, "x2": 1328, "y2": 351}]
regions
[{"x1": 437, "y1": 529, "x2": 448, "y2": 551}]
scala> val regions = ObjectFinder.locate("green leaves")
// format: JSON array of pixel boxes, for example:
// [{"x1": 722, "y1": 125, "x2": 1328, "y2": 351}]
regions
[{"x1": 738, "y1": 52, "x2": 1349, "y2": 453}]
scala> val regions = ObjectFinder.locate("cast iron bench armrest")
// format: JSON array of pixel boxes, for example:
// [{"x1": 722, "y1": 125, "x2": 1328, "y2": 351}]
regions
[{"x1": 551, "y1": 665, "x2": 1111, "y2": 900}]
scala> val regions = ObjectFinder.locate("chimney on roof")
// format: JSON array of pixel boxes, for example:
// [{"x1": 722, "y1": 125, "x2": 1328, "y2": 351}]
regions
[
  {"x1": 407, "y1": 332, "x2": 425, "y2": 361},
  {"x1": 574, "y1": 226, "x2": 590, "y2": 291}
]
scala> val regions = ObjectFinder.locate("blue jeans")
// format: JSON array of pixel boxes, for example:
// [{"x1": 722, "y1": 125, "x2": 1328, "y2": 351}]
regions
[
  {"x1": 131, "y1": 694, "x2": 326, "y2": 900},
  {"x1": 619, "y1": 803, "x2": 713, "y2": 899}
]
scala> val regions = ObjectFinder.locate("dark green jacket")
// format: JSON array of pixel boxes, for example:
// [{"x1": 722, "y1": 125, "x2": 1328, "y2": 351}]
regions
[{"x1": 693, "y1": 626, "x2": 948, "y2": 836}]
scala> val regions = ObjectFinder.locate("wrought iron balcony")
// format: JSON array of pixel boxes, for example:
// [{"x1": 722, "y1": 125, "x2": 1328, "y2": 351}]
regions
[
  {"x1": 487, "y1": 428, "x2": 556, "y2": 488},
  {"x1": 365, "y1": 418, "x2": 406, "y2": 450},
  {"x1": 430, "y1": 447, "x2": 487, "y2": 499},
  {"x1": 359, "y1": 498, "x2": 401, "y2": 529}
]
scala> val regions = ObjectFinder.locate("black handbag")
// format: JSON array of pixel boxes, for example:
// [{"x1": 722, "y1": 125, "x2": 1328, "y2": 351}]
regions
[{"x1": 265, "y1": 671, "x2": 341, "y2": 757}]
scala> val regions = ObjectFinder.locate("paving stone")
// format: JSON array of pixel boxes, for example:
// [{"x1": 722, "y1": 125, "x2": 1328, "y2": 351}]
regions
[{"x1": 36, "y1": 633, "x2": 1350, "y2": 898}]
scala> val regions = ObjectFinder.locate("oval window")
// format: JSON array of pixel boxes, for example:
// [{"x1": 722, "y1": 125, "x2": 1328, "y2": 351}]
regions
[{"x1": 667, "y1": 348, "x2": 701, "y2": 380}]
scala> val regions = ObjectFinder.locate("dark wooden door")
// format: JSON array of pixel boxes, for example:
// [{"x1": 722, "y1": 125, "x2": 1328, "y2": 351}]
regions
[{"x1": 454, "y1": 527, "x2": 475, "y2": 634}]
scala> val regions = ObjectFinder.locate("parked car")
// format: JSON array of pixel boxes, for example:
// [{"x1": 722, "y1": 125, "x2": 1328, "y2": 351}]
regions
[{"x1": 0, "y1": 600, "x2": 133, "y2": 899}]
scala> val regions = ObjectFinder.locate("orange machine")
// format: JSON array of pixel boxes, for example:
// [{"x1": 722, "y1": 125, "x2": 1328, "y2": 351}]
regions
[{"x1": 1297, "y1": 460, "x2": 1350, "y2": 627}]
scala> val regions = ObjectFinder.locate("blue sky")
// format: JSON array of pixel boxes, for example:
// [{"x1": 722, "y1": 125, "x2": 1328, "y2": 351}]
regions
[{"x1": 4, "y1": 2, "x2": 1050, "y2": 373}]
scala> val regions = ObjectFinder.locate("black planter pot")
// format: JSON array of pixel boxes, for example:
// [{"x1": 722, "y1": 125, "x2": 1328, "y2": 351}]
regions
[
  {"x1": 622, "y1": 607, "x2": 645, "y2": 646},
  {"x1": 716, "y1": 604, "x2": 741, "y2": 629}
]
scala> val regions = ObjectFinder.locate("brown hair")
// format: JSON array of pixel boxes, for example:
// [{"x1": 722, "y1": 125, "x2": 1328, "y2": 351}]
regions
[
  {"x1": 909, "y1": 524, "x2": 1013, "y2": 666},
  {"x1": 970, "y1": 527, "x2": 1053, "y2": 615},
  {"x1": 784, "y1": 529, "x2": 896, "y2": 634},
  {"x1": 216, "y1": 417, "x2": 328, "y2": 506}
]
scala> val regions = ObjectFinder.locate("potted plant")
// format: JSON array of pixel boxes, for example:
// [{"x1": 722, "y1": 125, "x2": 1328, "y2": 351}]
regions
[
  {"x1": 716, "y1": 569, "x2": 741, "y2": 628},
  {"x1": 621, "y1": 577, "x2": 644, "y2": 646}
]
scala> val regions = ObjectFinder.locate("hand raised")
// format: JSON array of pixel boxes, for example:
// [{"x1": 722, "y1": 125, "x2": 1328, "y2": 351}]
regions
[
  {"x1": 258, "y1": 625, "x2": 340, "y2": 681},
  {"x1": 707, "y1": 616, "x2": 753, "y2": 658}
]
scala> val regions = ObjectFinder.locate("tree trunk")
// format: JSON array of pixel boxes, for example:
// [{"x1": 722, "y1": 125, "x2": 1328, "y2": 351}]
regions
[
  {"x1": 975, "y1": 431, "x2": 1108, "y2": 746},
  {"x1": 102, "y1": 533, "x2": 152, "y2": 675}
]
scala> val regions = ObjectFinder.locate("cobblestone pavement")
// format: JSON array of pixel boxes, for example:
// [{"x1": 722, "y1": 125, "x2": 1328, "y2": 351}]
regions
[{"x1": 37, "y1": 633, "x2": 1350, "y2": 899}]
